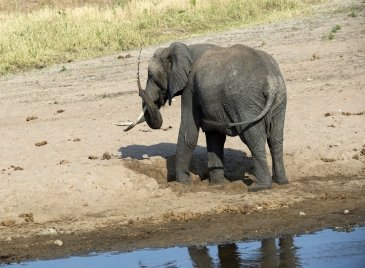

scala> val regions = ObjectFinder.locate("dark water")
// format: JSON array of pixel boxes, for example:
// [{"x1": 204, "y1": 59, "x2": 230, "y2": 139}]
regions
[{"x1": 6, "y1": 227, "x2": 365, "y2": 268}]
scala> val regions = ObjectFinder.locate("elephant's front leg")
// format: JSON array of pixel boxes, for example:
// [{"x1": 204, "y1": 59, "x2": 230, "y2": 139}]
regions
[
  {"x1": 175, "y1": 90, "x2": 199, "y2": 184},
  {"x1": 205, "y1": 131, "x2": 227, "y2": 184}
]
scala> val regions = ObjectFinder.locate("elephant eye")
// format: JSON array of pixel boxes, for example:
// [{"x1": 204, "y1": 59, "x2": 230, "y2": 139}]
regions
[
  {"x1": 157, "y1": 71, "x2": 163, "y2": 80},
  {"x1": 147, "y1": 70, "x2": 152, "y2": 79},
  {"x1": 155, "y1": 79, "x2": 164, "y2": 90}
]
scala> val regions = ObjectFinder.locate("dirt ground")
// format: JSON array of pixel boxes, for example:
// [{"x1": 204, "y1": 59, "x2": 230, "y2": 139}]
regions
[{"x1": 0, "y1": 0, "x2": 364, "y2": 264}]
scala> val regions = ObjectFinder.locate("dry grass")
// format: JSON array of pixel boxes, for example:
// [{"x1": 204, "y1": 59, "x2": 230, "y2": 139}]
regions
[
  {"x1": 0, "y1": 0, "x2": 325, "y2": 74},
  {"x1": 0, "y1": 0, "x2": 121, "y2": 13}
]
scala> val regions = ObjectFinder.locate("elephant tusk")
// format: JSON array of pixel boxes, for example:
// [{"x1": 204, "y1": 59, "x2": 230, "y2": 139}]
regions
[{"x1": 122, "y1": 106, "x2": 147, "y2": 132}]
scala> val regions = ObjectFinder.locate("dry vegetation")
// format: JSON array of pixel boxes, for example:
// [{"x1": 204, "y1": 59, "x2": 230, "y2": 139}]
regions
[{"x1": 0, "y1": 0, "x2": 325, "y2": 74}]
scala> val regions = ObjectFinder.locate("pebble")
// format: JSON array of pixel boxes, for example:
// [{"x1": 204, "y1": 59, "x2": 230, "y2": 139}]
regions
[
  {"x1": 142, "y1": 154, "x2": 149, "y2": 159},
  {"x1": 299, "y1": 212, "x2": 306, "y2": 216},
  {"x1": 344, "y1": 209, "x2": 350, "y2": 214},
  {"x1": 54, "y1": 240, "x2": 63, "y2": 246},
  {"x1": 26, "y1": 116, "x2": 38, "y2": 121},
  {"x1": 39, "y1": 227, "x2": 58, "y2": 236},
  {"x1": 19, "y1": 213, "x2": 34, "y2": 222},
  {"x1": 0, "y1": 220, "x2": 16, "y2": 227},
  {"x1": 11, "y1": 165, "x2": 24, "y2": 171},
  {"x1": 102, "y1": 152, "x2": 112, "y2": 160},
  {"x1": 35, "y1": 141, "x2": 47, "y2": 147}
]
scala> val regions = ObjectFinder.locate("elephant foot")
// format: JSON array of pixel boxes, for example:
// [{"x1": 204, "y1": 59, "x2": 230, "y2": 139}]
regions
[
  {"x1": 210, "y1": 177, "x2": 229, "y2": 185},
  {"x1": 248, "y1": 182, "x2": 272, "y2": 192},
  {"x1": 273, "y1": 177, "x2": 289, "y2": 185},
  {"x1": 176, "y1": 172, "x2": 192, "y2": 184},
  {"x1": 209, "y1": 169, "x2": 227, "y2": 185}
]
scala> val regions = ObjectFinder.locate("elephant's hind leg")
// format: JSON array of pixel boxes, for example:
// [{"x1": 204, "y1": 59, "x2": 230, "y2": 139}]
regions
[
  {"x1": 205, "y1": 130, "x2": 227, "y2": 184},
  {"x1": 268, "y1": 107, "x2": 288, "y2": 185},
  {"x1": 240, "y1": 123, "x2": 272, "y2": 192}
]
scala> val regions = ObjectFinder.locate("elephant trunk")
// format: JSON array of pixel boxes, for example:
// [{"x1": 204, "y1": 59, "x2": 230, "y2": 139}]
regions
[
  {"x1": 140, "y1": 89, "x2": 163, "y2": 130},
  {"x1": 136, "y1": 58, "x2": 162, "y2": 130}
]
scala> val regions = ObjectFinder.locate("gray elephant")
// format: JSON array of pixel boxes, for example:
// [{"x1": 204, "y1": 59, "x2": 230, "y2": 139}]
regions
[{"x1": 126, "y1": 42, "x2": 288, "y2": 191}]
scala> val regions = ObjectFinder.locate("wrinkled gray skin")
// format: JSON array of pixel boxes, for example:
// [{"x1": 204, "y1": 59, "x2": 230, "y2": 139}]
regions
[{"x1": 140, "y1": 42, "x2": 288, "y2": 191}]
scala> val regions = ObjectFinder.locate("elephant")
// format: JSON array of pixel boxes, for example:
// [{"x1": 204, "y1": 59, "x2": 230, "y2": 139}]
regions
[{"x1": 126, "y1": 42, "x2": 288, "y2": 192}]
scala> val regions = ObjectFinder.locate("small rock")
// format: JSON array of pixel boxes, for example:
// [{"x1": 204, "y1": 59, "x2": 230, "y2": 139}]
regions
[
  {"x1": 11, "y1": 165, "x2": 24, "y2": 171},
  {"x1": 59, "y1": 160, "x2": 69, "y2": 165},
  {"x1": 320, "y1": 157, "x2": 336, "y2": 163},
  {"x1": 344, "y1": 210, "x2": 350, "y2": 214},
  {"x1": 324, "y1": 112, "x2": 333, "y2": 117},
  {"x1": 360, "y1": 148, "x2": 365, "y2": 156},
  {"x1": 35, "y1": 141, "x2": 47, "y2": 147},
  {"x1": 102, "y1": 152, "x2": 112, "y2": 160},
  {"x1": 54, "y1": 240, "x2": 63, "y2": 246},
  {"x1": 88, "y1": 155, "x2": 98, "y2": 160},
  {"x1": 299, "y1": 212, "x2": 306, "y2": 216},
  {"x1": 118, "y1": 54, "x2": 132, "y2": 59},
  {"x1": 257, "y1": 206, "x2": 263, "y2": 210},
  {"x1": 142, "y1": 154, "x2": 149, "y2": 159},
  {"x1": 352, "y1": 155, "x2": 359, "y2": 160},
  {"x1": 163, "y1": 126, "x2": 173, "y2": 131},
  {"x1": 73, "y1": 138, "x2": 81, "y2": 142},
  {"x1": 311, "y1": 53, "x2": 320, "y2": 61},
  {"x1": 35, "y1": 64, "x2": 45, "y2": 69},
  {"x1": 39, "y1": 227, "x2": 58, "y2": 236},
  {"x1": 26, "y1": 116, "x2": 38, "y2": 121},
  {"x1": 306, "y1": 78, "x2": 313, "y2": 82},
  {"x1": 1, "y1": 220, "x2": 16, "y2": 227},
  {"x1": 56, "y1": 109, "x2": 65, "y2": 113},
  {"x1": 19, "y1": 213, "x2": 34, "y2": 222}
]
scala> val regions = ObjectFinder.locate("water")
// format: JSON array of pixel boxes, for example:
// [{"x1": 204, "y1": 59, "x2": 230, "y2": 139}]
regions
[{"x1": 5, "y1": 227, "x2": 365, "y2": 268}]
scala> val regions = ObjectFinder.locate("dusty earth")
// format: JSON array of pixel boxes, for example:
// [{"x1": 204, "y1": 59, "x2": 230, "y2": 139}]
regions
[{"x1": 0, "y1": 0, "x2": 364, "y2": 264}]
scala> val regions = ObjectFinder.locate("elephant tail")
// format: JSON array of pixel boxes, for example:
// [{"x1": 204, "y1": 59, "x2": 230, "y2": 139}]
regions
[
  {"x1": 202, "y1": 92, "x2": 275, "y2": 130},
  {"x1": 228, "y1": 92, "x2": 275, "y2": 128}
]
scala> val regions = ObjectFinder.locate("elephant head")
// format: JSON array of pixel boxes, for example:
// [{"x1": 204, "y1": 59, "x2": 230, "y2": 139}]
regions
[{"x1": 125, "y1": 42, "x2": 192, "y2": 131}]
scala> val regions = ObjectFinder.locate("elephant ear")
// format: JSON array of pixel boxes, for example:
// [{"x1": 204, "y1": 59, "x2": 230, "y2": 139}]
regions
[{"x1": 167, "y1": 42, "x2": 192, "y2": 105}]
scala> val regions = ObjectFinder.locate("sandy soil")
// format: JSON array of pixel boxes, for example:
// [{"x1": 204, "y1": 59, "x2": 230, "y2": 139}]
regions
[{"x1": 0, "y1": 0, "x2": 364, "y2": 263}]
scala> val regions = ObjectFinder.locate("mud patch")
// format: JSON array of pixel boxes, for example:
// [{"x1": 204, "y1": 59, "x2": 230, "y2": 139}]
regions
[
  {"x1": 1, "y1": 196, "x2": 364, "y2": 265},
  {"x1": 123, "y1": 151, "x2": 254, "y2": 194}
]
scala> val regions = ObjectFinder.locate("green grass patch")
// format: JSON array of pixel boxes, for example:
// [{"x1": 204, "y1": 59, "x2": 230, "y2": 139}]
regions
[
  {"x1": 1, "y1": 0, "x2": 325, "y2": 75},
  {"x1": 325, "y1": 24, "x2": 341, "y2": 40}
]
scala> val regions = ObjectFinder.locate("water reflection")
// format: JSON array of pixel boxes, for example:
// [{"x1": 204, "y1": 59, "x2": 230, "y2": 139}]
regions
[
  {"x1": 6, "y1": 227, "x2": 365, "y2": 268},
  {"x1": 188, "y1": 236, "x2": 298, "y2": 267}
]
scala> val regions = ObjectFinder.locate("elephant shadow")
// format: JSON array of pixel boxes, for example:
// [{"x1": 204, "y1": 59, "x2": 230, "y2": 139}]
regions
[{"x1": 119, "y1": 143, "x2": 254, "y2": 185}]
